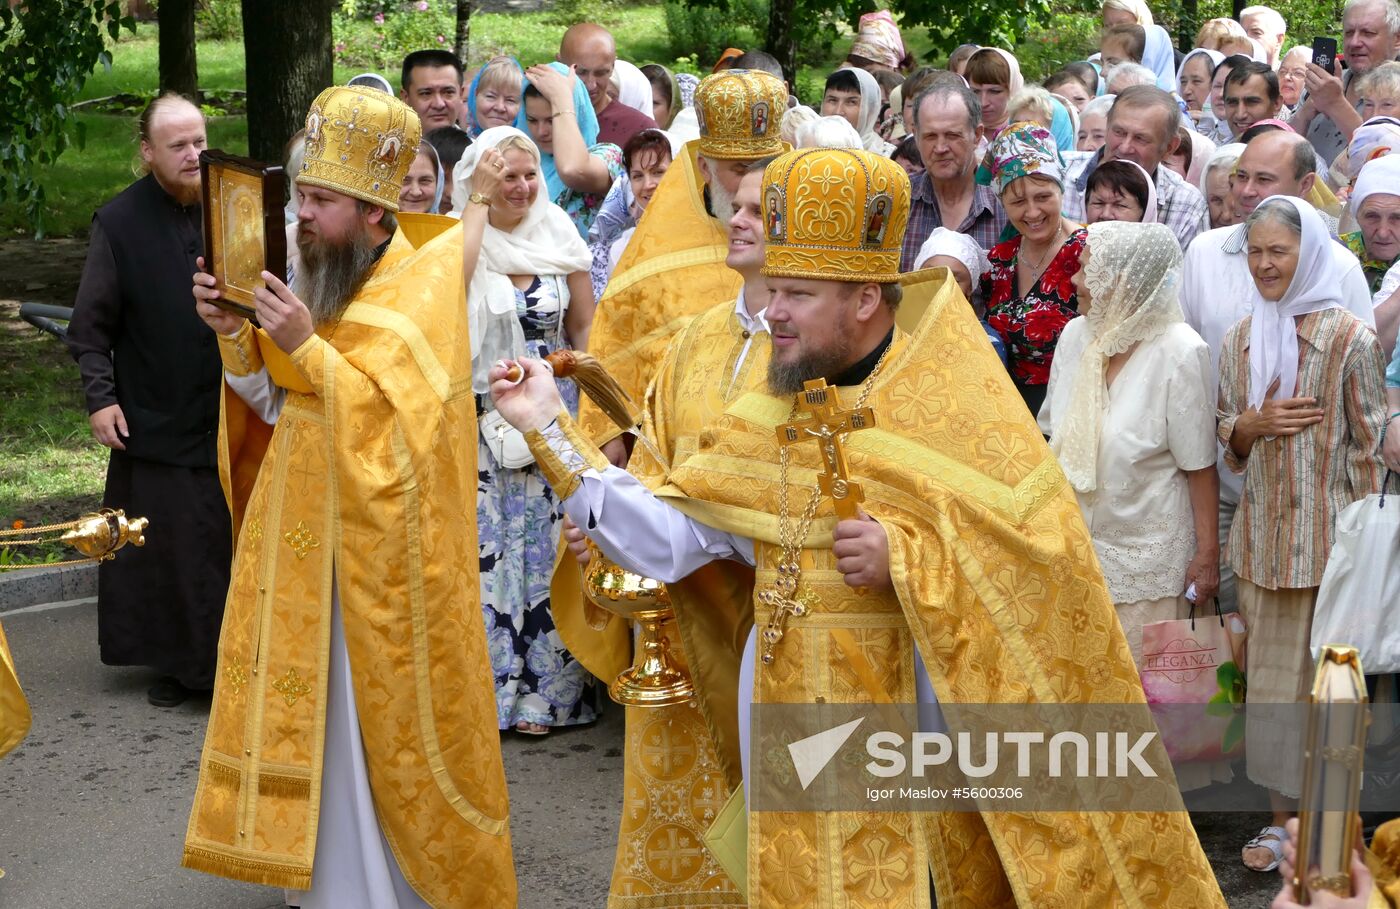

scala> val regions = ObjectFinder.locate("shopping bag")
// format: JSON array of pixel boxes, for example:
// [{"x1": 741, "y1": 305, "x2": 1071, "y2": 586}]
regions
[
  {"x1": 1311, "y1": 472, "x2": 1400, "y2": 672},
  {"x1": 1142, "y1": 599, "x2": 1248, "y2": 763}
]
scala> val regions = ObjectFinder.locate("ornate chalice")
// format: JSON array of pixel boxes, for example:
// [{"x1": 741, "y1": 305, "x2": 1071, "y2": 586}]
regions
[{"x1": 581, "y1": 540, "x2": 694, "y2": 707}]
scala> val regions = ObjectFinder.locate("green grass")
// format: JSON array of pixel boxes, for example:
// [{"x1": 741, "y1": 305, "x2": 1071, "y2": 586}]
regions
[{"x1": 0, "y1": 304, "x2": 107, "y2": 530}]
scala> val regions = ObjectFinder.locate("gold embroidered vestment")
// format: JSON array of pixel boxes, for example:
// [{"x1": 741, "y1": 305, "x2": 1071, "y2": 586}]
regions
[{"x1": 183, "y1": 224, "x2": 515, "y2": 907}]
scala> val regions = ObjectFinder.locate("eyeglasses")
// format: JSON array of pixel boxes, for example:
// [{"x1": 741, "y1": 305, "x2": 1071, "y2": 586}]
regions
[{"x1": 1279, "y1": 68, "x2": 1308, "y2": 80}]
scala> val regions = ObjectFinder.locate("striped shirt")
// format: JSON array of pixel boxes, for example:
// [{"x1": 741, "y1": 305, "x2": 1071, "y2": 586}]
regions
[
  {"x1": 1216, "y1": 308, "x2": 1388, "y2": 589},
  {"x1": 900, "y1": 174, "x2": 1007, "y2": 272}
]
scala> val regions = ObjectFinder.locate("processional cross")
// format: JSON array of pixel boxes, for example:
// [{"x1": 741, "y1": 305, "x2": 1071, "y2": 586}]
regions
[{"x1": 756, "y1": 378, "x2": 877, "y2": 664}]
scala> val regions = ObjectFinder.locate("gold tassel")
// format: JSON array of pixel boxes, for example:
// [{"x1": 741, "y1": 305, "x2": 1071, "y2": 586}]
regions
[{"x1": 505, "y1": 351, "x2": 640, "y2": 433}]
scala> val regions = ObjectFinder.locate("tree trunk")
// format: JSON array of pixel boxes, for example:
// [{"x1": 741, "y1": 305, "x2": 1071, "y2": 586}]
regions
[
  {"x1": 241, "y1": 0, "x2": 334, "y2": 165},
  {"x1": 455, "y1": 0, "x2": 472, "y2": 64},
  {"x1": 766, "y1": 0, "x2": 798, "y2": 85},
  {"x1": 1179, "y1": 0, "x2": 1198, "y2": 53},
  {"x1": 157, "y1": 0, "x2": 198, "y2": 99}
]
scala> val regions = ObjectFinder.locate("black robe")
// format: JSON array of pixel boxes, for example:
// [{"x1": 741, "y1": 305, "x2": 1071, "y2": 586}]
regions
[{"x1": 65, "y1": 173, "x2": 231, "y2": 688}]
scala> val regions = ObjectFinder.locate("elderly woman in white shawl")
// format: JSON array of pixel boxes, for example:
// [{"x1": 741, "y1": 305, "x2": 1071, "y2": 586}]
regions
[
  {"x1": 1216, "y1": 195, "x2": 1387, "y2": 871},
  {"x1": 453, "y1": 126, "x2": 598, "y2": 735},
  {"x1": 1038, "y1": 221, "x2": 1220, "y2": 675}
]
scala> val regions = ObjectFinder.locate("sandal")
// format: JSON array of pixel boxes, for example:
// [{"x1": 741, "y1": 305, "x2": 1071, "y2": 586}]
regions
[
  {"x1": 1242, "y1": 825, "x2": 1287, "y2": 872},
  {"x1": 514, "y1": 721, "x2": 550, "y2": 736}
]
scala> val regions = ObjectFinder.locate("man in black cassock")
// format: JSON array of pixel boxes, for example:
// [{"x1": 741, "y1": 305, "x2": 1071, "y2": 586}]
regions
[{"x1": 65, "y1": 94, "x2": 231, "y2": 708}]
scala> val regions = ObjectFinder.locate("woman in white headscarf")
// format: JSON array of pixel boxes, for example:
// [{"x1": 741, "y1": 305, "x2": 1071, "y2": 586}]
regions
[
  {"x1": 1176, "y1": 48, "x2": 1224, "y2": 128},
  {"x1": 781, "y1": 104, "x2": 822, "y2": 147},
  {"x1": 1099, "y1": 0, "x2": 1175, "y2": 92},
  {"x1": 1216, "y1": 195, "x2": 1387, "y2": 870},
  {"x1": 1085, "y1": 158, "x2": 1158, "y2": 224},
  {"x1": 965, "y1": 47, "x2": 1025, "y2": 142},
  {"x1": 610, "y1": 59, "x2": 654, "y2": 119},
  {"x1": 840, "y1": 66, "x2": 895, "y2": 156},
  {"x1": 1038, "y1": 222, "x2": 1221, "y2": 686},
  {"x1": 454, "y1": 126, "x2": 599, "y2": 735},
  {"x1": 1199, "y1": 142, "x2": 1245, "y2": 229}
]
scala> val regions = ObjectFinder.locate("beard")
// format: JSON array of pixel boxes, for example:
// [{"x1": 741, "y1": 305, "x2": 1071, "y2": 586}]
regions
[
  {"x1": 767, "y1": 330, "x2": 854, "y2": 396},
  {"x1": 296, "y1": 219, "x2": 379, "y2": 325},
  {"x1": 708, "y1": 179, "x2": 737, "y2": 226}
]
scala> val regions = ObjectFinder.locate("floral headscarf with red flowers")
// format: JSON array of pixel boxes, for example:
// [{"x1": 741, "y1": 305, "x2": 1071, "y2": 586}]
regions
[{"x1": 989, "y1": 120, "x2": 1063, "y2": 196}]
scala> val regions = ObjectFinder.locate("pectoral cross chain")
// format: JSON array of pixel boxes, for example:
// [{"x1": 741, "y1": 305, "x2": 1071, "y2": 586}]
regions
[{"x1": 758, "y1": 379, "x2": 877, "y2": 664}]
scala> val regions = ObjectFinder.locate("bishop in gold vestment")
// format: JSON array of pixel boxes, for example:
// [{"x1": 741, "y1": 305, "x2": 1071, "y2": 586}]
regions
[
  {"x1": 576, "y1": 68, "x2": 788, "y2": 452},
  {"x1": 554, "y1": 164, "x2": 776, "y2": 908},
  {"x1": 495, "y1": 148, "x2": 1226, "y2": 908},
  {"x1": 183, "y1": 87, "x2": 514, "y2": 908}
]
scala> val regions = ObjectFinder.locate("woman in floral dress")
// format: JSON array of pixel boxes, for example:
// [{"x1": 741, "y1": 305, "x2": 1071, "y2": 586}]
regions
[
  {"x1": 456, "y1": 126, "x2": 598, "y2": 734},
  {"x1": 978, "y1": 121, "x2": 1087, "y2": 414}
]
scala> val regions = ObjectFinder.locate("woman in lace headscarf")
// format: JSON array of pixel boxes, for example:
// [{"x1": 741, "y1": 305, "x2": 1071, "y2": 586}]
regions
[{"x1": 1038, "y1": 221, "x2": 1221, "y2": 679}]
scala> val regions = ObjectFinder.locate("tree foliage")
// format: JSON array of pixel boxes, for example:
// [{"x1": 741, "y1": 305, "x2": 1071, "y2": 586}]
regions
[{"x1": 0, "y1": 0, "x2": 135, "y2": 237}]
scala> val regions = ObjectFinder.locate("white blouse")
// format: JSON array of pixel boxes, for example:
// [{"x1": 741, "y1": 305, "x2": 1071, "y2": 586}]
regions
[{"x1": 1038, "y1": 319, "x2": 1218, "y2": 603}]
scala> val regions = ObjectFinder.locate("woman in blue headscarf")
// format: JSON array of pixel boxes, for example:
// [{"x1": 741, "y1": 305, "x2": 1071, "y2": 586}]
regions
[
  {"x1": 519, "y1": 62, "x2": 625, "y2": 238},
  {"x1": 466, "y1": 56, "x2": 524, "y2": 138}
]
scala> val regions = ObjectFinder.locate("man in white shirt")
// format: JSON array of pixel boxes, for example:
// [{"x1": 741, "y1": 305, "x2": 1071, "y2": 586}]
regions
[{"x1": 1179, "y1": 126, "x2": 1375, "y2": 611}]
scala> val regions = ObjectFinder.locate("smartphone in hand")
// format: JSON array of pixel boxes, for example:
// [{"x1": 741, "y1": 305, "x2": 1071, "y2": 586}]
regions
[{"x1": 1312, "y1": 36, "x2": 1339, "y2": 75}]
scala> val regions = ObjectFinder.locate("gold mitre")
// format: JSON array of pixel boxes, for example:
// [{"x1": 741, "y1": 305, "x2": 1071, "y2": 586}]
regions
[
  {"x1": 695, "y1": 69, "x2": 788, "y2": 160},
  {"x1": 298, "y1": 85, "x2": 422, "y2": 212},
  {"x1": 761, "y1": 147, "x2": 911, "y2": 282}
]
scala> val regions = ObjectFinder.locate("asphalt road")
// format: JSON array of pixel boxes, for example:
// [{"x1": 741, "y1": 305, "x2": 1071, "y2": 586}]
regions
[{"x1": 0, "y1": 600, "x2": 1283, "y2": 908}]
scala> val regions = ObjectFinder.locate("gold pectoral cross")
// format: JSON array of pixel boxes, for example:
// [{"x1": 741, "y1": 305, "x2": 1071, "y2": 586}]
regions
[
  {"x1": 757, "y1": 379, "x2": 877, "y2": 665},
  {"x1": 776, "y1": 379, "x2": 876, "y2": 521}
]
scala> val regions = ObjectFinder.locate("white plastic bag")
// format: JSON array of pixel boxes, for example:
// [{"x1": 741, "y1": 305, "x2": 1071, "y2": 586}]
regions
[{"x1": 1311, "y1": 473, "x2": 1400, "y2": 671}]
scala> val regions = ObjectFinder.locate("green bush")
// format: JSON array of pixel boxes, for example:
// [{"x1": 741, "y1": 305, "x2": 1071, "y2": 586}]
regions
[
  {"x1": 662, "y1": 0, "x2": 765, "y2": 67},
  {"x1": 1015, "y1": 11, "x2": 1101, "y2": 82},
  {"x1": 546, "y1": 0, "x2": 627, "y2": 28},
  {"x1": 196, "y1": 0, "x2": 243, "y2": 41},
  {"x1": 334, "y1": 0, "x2": 453, "y2": 71}
]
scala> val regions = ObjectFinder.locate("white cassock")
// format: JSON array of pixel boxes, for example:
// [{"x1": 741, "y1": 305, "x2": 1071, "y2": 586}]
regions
[
  {"x1": 536, "y1": 421, "x2": 945, "y2": 795},
  {"x1": 226, "y1": 369, "x2": 429, "y2": 909}
]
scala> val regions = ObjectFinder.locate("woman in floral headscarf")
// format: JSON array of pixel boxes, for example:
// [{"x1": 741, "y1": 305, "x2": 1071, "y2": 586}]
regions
[
  {"x1": 846, "y1": 10, "x2": 911, "y2": 72},
  {"x1": 979, "y1": 121, "x2": 1087, "y2": 413}
]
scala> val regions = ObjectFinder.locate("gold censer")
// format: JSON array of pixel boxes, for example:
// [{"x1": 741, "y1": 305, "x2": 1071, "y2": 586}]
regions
[
  {"x1": 581, "y1": 540, "x2": 693, "y2": 707},
  {"x1": 1, "y1": 508, "x2": 148, "y2": 571}
]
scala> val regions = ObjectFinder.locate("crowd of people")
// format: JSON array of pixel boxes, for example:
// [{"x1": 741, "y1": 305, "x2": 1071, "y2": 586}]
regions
[{"x1": 20, "y1": 0, "x2": 1400, "y2": 906}]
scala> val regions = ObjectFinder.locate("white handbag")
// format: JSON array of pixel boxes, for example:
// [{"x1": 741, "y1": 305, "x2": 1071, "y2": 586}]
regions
[
  {"x1": 1311, "y1": 472, "x2": 1400, "y2": 671},
  {"x1": 479, "y1": 407, "x2": 535, "y2": 469},
  {"x1": 477, "y1": 275, "x2": 571, "y2": 471}
]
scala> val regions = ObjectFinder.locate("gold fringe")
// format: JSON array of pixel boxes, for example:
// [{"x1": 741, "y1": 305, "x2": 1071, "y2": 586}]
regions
[
  {"x1": 258, "y1": 771, "x2": 311, "y2": 800},
  {"x1": 181, "y1": 845, "x2": 312, "y2": 890}
]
